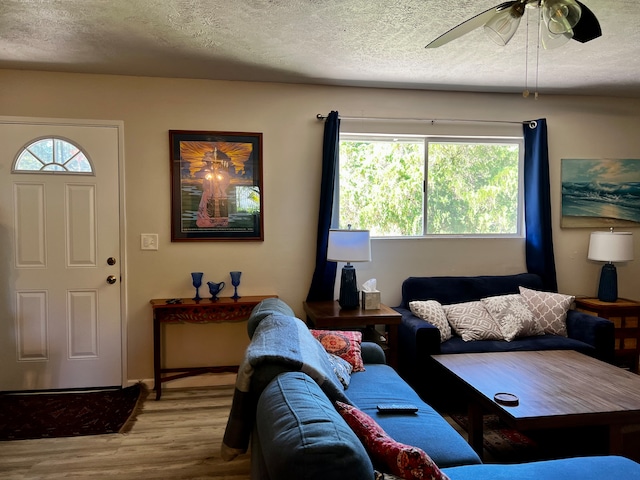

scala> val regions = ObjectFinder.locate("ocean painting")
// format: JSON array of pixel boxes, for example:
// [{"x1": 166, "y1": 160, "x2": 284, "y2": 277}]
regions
[{"x1": 561, "y1": 158, "x2": 640, "y2": 228}]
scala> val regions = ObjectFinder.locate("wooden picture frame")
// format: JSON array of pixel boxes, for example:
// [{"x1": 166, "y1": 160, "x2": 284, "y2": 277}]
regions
[{"x1": 169, "y1": 130, "x2": 264, "y2": 241}]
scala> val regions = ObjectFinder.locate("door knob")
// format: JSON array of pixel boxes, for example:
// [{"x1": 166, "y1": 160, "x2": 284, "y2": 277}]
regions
[
  {"x1": 107, "y1": 275, "x2": 117, "y2": 285},
  {"x1": 107, "y1": 257, "x2": 117, "y2": 266}
]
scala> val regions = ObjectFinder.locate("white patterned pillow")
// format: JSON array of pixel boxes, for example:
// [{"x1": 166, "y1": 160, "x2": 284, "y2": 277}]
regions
[
  {"x1": 409, "y1": 300, "x2": 452, "y2": 342},
  {"x1": 481, "y1": 294, "x2": 544, "y2": 342},
  {"x1": 442, "y1": 301, "x2": 503, "y2": 342},
  {"x1": 326, "y1": 352, "x2": 353, "y2": 389},
  {"x1": 518, "y1": 287, "x2": 574, "y2": 337}
]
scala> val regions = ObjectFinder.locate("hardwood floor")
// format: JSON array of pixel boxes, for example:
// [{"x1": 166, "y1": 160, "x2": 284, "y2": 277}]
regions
[{"x1": 0, "y1": 385, "x2": 251, "y2": 480}]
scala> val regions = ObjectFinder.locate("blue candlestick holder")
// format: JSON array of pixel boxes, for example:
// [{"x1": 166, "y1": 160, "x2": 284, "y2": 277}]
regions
[
  {"x1": 191, "y1": 272, "x2": 203, "y2": 301},
  {"x1": 230, "y1": 271, "x2": 242, "y2": 299}
]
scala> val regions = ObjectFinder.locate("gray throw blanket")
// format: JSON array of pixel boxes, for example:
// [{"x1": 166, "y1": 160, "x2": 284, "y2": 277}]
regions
[{"x1": 221, "y1": 313, "x2": 350, "y2": 461}]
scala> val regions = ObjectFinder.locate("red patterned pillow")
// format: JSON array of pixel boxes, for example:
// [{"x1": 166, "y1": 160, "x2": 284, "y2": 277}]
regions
[
  {"x1": 311, "y1": 329, "x2": 365, "y2": 372},
  {"x1": 335, "y1": 402, "x2": 450, "y2": 480}
]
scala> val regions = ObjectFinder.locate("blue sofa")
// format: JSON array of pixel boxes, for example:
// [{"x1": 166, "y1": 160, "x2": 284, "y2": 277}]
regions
[
  {"x1": 394, "y1": 273, "x2": 615, "y2": 401},
  {"x1": 225, "y1": 298, "x2": 640, "y2": 480}
]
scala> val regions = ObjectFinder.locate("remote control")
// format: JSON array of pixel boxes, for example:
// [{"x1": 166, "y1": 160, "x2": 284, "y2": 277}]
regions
[{"x1": 376, "y1": 403, "x2": 418, "y2": 414}]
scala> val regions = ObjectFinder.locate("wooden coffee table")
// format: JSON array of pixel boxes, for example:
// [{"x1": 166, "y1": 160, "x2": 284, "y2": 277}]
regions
[{"x1": 432, "y1": 350, "x2": 640, "y2": 459}]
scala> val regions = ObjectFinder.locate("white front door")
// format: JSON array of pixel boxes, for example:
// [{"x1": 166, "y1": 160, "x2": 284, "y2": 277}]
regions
[{"x1": 0, "y1": 118, "x2": 123, "y2": 391}]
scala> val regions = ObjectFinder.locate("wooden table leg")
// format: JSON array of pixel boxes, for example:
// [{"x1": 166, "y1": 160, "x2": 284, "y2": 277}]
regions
[
  {"x1": 387, "y1": 324, "x2": 398, "y2": 369},
  {"x1": 153, "y1": 315, "x2": 162, "y2": 400},
  {"x1": 609, "y1": 423, "x2": 624, "y2": 455},
  {"x1": 467, "y1": 402, "x2": 484, "y2": 460}
]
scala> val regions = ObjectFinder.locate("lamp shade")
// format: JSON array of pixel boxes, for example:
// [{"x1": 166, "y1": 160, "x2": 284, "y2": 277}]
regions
[
  {"x1": 543, "y1": 0, "x2": 582, "y2": 35},
  {"x1": 484, "y1": 7, "x2": 523, "y2": 46},
  {"x1": 540, "y1": 23, "x2": 573, "y2": 50},
  {"x1": 327, "y1": 229, "x2": 371, "y2": 262},
  {"x1": 588, "y1": 231, "x2": 634, "y2": 263}
]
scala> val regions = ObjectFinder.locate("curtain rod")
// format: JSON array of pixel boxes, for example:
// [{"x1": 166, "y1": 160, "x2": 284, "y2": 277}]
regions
[{"x1": 316, "y1": 114, "x2": 536, "y2": 128}]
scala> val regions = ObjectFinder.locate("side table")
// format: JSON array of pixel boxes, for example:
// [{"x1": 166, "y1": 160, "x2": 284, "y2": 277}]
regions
[
  {"x1": 574, "y1": 297, "x2": 640, "y2": 373},
  {"x1": 150, "y1": 295, "x2": 275, "y2": 400},
  {"x1": 302, "y1": 300, "x2": 401, "y2": 368}
]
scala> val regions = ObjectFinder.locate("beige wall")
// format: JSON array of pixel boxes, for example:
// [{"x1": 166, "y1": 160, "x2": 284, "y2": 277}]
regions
[{"x1": 2, "y1": 69, "x2": 639, "y2": 386}]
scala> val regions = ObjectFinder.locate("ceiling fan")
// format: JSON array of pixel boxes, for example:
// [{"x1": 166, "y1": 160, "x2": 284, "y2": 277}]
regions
[{"x1": 426, "y1": 0, "x2": 601, "y2": 49}]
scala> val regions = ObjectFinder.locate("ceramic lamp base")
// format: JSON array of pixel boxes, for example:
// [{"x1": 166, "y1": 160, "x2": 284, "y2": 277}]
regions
[
  {"x1": 338, "y1": 265, "x2": 359, "y2": 309},
  {"x1": 597, "y1": 263, "x2": 618, "y2": 302}
]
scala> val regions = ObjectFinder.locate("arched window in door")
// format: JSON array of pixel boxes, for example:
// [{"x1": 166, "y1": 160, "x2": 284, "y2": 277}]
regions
[{"x1": 12, "y1": 137, "x2": 94, "y2": 174}]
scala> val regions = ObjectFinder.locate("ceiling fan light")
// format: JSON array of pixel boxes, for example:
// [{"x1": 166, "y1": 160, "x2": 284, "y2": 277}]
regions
[
  {"x1": 541, "y1": 29, "x2": 573, "y2": 49},
  {"x1": 484, "y1": 8, "x2": 523, "y2": 46},
  {"x1": 540, "y1": 17, "x2": 573, "y2": 49},
  {"x1": 543, "y1": 0, "x2": 582, "y2": 34}
]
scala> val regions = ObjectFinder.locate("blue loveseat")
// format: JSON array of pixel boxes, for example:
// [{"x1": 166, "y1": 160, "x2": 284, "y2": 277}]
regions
[
  {"x1": 222, "y1": 298, "x2": 640, "y2": 480},
  {"x1": 394, "y1": 273, "x2": 615, "y2": 401}
]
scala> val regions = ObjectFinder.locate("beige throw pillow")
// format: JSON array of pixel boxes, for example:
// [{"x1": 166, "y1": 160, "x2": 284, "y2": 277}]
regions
[
  {"x1": 409, "y1": 300, "x2": 452, "y2": 342},
  {"x1": 482, "y1": 294, "x2": 544, "y2": 342},
  {"x1": 442, "y1": 301, "x2": 503, "y2": 342},
  {"x1": 518, "y1": 287, "x2": 574, "y2": 337}
]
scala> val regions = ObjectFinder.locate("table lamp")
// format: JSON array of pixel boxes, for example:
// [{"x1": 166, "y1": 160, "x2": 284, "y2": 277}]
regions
[
  {"x1": 587, "y1": 229, "x2": 634, "y2": 302},
  {"x1": 327, "y1": 228, "x2": 371, "y2": 309}
]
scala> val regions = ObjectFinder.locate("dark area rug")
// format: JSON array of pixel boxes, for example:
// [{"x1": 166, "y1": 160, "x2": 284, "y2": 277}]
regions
[
  {"x1": 451, "y1": 413, "x2": 541, "y2": 463},
  {"x1": 0, "y1": 383, "x2": 148, "y2": 441},
  {"x1": 451, "y1": 413, "x2": 609, "y2": 464}
]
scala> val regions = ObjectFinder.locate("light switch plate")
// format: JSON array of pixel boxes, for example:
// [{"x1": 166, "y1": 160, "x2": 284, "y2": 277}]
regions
[{"x1": 141, "y1": 233, "x2": 159, "y2": 251}]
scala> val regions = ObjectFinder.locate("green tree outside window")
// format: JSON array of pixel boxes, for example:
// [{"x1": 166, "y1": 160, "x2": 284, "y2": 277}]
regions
[{"x1": 338, "y1": 137, "x2": 520, "y2": 236}]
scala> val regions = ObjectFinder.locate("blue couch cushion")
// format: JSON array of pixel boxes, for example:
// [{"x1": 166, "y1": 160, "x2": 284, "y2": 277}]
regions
[
  {"x1": 439, "y1": 334, "x2": 596, "y2": 355},
  {"x1": 347, "y1": 364, "x2": 481, "y2": 468},
  {"x1": 256, "y1": 371, "x2": 374, "y2": 480},
  {"x1": 441, "y1": 455, "x2": 640, "y2": 480},
  {"x1": 399, "y1": 273, "x2": 544, "y2": 308}
]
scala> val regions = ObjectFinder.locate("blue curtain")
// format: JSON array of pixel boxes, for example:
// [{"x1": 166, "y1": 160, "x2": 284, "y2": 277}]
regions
[
  {"x1": 306, "y1": 111, "x2": 340, "y2": 301},
  {"x1": 523, "y1": 118, "x2": 558, "y2": 292}
]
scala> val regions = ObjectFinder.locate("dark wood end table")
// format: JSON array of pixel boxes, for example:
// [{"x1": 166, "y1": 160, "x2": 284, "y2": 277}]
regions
[
  {"x1": 574, "y1": 297, "x2": 640, "y2": 373},
  {"x1": 302, "y1": 300, "x2": 401, "y2": 368},
  {"x1": 150, "y1": 295, "x2": 276, "y2": 400}
]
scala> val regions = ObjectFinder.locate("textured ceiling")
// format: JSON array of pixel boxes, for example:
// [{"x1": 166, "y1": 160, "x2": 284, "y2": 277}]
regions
[{"x1": 1, "y1": 0, "x2": 639, "y2": 97}]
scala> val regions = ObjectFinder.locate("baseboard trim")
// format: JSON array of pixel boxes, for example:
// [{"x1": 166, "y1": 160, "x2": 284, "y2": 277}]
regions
[{"x1": 126, "y1": 373, "x2": 237, "y2": 390}]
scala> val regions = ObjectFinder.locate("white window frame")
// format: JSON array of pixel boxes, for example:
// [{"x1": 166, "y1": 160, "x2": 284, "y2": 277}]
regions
[
  {"x1": 12, "y1": 136, "x2": 95, "y2": 175},
  {"x1": 335, "y1": 133, "x2": 525, "y2": 238}
]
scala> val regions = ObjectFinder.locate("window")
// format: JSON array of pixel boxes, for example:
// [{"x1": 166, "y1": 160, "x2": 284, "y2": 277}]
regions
[
  {"x1": 13, "y1": 137, "x2": 94, "y2": 174},
  {"x1": 337, "y1": 134, "x2": 523, "y2": 237}
]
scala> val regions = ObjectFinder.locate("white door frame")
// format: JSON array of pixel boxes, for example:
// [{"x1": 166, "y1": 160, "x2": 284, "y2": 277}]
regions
[{"x1": 1, "y1": 115, "x2": 128, "y2": 388}]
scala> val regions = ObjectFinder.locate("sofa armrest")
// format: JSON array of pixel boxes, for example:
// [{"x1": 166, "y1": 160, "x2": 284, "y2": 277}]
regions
[
  {"x1": 396, "y1": 307, "x2": 442, "y2": 354},
  {"x1": 566, "y1": 309, "x2": 615, "y2": 363},
  {"x1": 395, "y1": 307, "x2": 442, "y2": 380},
  {"x1": 360, "y1": 341, "x2": 387, "y2": 364}
]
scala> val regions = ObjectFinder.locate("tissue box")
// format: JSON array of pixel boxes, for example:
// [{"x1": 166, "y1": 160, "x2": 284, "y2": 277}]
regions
[{"x1": 361, "y1": 291, "x2": 381, "y2": 310}]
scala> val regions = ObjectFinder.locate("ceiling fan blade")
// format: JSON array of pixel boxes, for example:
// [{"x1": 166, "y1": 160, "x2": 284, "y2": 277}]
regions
[
  {"x1": 571, "y1": 1, "x2": 602, "y2": 43},
  {"x1": 426, "y1": 1, "x2": 517, "y2": 48}
]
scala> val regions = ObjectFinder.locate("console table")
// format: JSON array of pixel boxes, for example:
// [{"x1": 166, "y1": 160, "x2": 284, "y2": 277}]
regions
[
  {"x1": 574, "y1": 297, "x2": 640, "y2": 374},
  {"x1": 151, "y1": 295, "x2": 275, "y2": 400}
]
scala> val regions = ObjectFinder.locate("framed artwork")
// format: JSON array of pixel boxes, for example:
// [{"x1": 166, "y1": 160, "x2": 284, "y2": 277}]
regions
[
  {"x1": 169, "y1": 130, "x2": 264, "y2": 241},
  {"x1": 561, "y1": 158, "x2": 640, "y2": 228}
]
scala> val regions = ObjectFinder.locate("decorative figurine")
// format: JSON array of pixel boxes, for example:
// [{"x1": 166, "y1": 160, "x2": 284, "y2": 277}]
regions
[{"x1": 207, "y1": 281, "x2": 226, "y2": 300}]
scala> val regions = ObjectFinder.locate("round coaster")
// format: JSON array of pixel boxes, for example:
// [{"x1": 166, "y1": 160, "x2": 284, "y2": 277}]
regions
[{"x1": 494, "y1": 392, "x2": 519, "y2": 406}]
